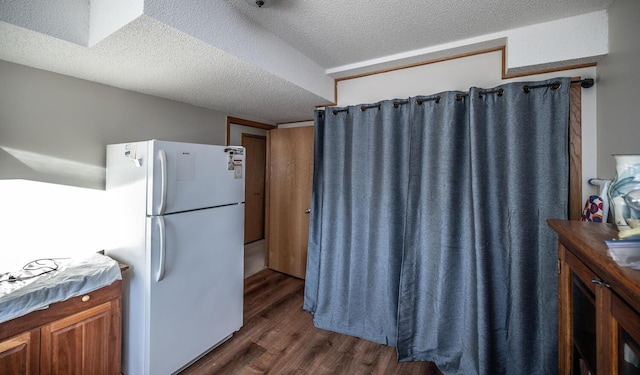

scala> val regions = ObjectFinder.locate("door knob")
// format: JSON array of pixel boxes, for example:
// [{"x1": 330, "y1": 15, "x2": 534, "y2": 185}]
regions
[{"x1": 305, "y1": 208, "x2": 311, "y2": 214}]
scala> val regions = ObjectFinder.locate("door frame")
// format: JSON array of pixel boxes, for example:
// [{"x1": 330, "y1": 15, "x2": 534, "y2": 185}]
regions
[
  {"x1": 226, "y1": 116, "x2": 276, "y2": 146},
  {"x1": 227, "y1": 116, "x2": 276, "y2": 265}
]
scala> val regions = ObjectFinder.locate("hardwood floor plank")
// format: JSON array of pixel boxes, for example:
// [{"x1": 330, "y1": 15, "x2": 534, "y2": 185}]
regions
[
  {"x1": 265, "y1": 326, "x2": 331, "y2": 374},
  {"x1": 253, "y1": 310, "x2": 322, "y2": 374},
  {"x1": 244, "y1": 278, "x2": 304, "y2": 322},
  {"x1": 294, "y1": 329, "x2": 349, "y2": 374},
  {"x1": 353, "y1": 338, "x2": 392, "y2": 373},
  {"x1": 314, "y1": 334, "x2": 360, "y2": 373},
  {"x1": 182, "y1": 342, "x2": 266, "y2": 374},
  {"x1": 253, "y1": 308, "x2": 310, "y2": 353},
  {"x1": 179, "y1": 269, "x2": 442, "y2": 375}
]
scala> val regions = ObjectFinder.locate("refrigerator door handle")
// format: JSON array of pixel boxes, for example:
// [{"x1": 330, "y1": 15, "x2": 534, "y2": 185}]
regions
[
  {"x1": 158, "y1": 149, "x2": 168, "y2": 215},
  {"x1": 156, "y1": 216, "x2": 166, "y2": 282}
]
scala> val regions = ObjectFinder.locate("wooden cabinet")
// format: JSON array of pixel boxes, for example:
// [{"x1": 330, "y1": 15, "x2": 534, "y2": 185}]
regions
[
  {"x1": 0, "y1": 329, "x2": 40, "y2": 374},
  {"x1": 0, "y1": 280, "x2": 122, "y2": 375},
  {"x1": 548, "y1": 220, "x2": 640, "y2": 375},
  {"x1": 266, "y1": 126, "x2": 314, "y2": 279}
]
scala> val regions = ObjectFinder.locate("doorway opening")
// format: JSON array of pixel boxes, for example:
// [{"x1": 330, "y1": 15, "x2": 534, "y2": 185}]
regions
[
  {"x1": 242, "y1": 133, "x2": 266, "y2": 244},
  {"x1": 227, "y1": 116, "x2": 275, "y2": 278}
]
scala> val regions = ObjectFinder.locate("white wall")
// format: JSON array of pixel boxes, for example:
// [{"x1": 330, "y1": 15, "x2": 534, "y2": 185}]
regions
[
  {"x1": 89, "y1": 0, "x2": 143, "y2": 47},
  {"x1": 504, "y1": 10, "x2": 608, "y2": 75},
  {"x1": 229, "y1": 124, "x2": 267, "y2": 146},
  {"x1": 0, "y1": 180, "x2": 107, "y2": 272},
  {"x1": 0, "y1": 60, "x2": 229, "y2": 267},
  {"x1": 278, "y1": 121, "x2": 314, "y2": 129},
  {"x1": 0, "y1": 60, "x2": 228, "y2": 190},
  {"x1": 336, "y1": 50, "x2": 598, "y2": 203},
  {"x1": 596, "y1": 0, "x2": 640, "y2": 179}
]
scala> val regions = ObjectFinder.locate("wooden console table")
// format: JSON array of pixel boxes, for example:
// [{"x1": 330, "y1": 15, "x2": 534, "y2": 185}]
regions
[{"x1": 548, "y1": 219, "x2": 640, "y2": 375}]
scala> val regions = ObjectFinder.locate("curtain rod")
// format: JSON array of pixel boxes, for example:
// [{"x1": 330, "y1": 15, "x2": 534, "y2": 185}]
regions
[
  {"x1": 522, "y1": 78, "x2": 594, "y2": 92},
  {"x1": 327, "y1": 78, "x2": 595, "y2": 114}
]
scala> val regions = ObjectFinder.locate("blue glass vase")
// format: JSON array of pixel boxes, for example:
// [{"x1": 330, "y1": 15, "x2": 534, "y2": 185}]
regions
[{"x1": 608, "y1": 154, "x2": 640, "y2": 231}]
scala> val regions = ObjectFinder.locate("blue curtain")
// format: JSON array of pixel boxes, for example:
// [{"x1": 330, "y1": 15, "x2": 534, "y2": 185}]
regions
[
  {"x1": 304, "y1": 100, "x2": 412, "y2": 345},
  {"x1": 304, "y1": 77, "x2": 571, "y2": 374}
]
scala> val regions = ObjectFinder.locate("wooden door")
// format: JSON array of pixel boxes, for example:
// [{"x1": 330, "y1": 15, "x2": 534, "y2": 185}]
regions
[
  {"x1": 40, "y1": 302, "x2": 114, "y2": 375},
  {"x1": 243, "y1": 134, "x2": 267, "y2": 244},
  {"x1": 0, "y1": 329, "x2": 40, "y2": 375},
  {"x1": 267, "y1": 126, "x2": 314, "y2": 279}
]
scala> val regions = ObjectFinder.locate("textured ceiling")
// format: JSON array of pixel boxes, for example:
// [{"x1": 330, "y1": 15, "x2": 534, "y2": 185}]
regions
[
  {"x1": 224, "y1": 0, "x2": 612, "y2": 69},
  {"x1": 0, "y1": 0, "x2": 613, "y2": 124},
  {"x1": 0, "y1": 16, "x2": 329, "y2": 123}
]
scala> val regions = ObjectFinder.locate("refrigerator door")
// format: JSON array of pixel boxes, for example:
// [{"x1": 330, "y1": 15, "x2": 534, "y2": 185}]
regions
[
  {"x1": 147, "y1": 203, "x2": 244, "y2": 375},
  {"x1": 147, "y1": 140, "x2": 245, "y2": 216}
]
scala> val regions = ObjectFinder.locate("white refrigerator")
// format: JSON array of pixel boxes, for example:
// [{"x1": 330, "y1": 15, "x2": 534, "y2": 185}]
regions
[{"x1": 105, "y1": 140, "x2": 245, "y2": 375}]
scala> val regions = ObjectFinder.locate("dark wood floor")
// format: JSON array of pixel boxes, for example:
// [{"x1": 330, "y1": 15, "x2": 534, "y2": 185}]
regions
[{"x1": 179, "y1": 269, "x2": 442, "y2": 375}]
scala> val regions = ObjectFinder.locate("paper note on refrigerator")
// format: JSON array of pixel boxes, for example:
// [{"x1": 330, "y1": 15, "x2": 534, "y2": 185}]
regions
[
  {"x1": 234, "y1": 158, "x2": 243, "y2": 179},
  {"x1": 176, "y1": 151, "x2": 196, "y2": 181}
]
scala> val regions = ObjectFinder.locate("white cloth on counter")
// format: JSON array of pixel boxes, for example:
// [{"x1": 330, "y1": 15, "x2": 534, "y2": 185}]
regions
[{"x1": 0, "y1": 253, "x2": 121, "y2": 324}]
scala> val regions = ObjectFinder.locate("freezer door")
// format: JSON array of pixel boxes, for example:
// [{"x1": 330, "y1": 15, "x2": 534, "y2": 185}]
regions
[
  {"x1": 148, "y1": 140, "x2": 245, "y2": 216},
  {"x1": 147, "y1": 204, "x2": 244, "y2": 375}
]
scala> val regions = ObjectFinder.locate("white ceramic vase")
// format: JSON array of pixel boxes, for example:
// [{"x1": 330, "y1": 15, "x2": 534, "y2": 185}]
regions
[{"x1": 608, "y1": 154, "x2": 640, "y2": 231}]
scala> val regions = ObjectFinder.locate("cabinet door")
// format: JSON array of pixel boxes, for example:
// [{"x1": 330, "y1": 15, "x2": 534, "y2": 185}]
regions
[
  {"x1": 563, "y1": 250, "x2": 600, "y2": 374},
  {"x1": 40, "y1": 302, "x2": 113, "y2": 375},
  {"x1": 267, "y1": 126, "x2": 314, "y2": 279},
  {"x1": 611, "y1": 292, "x2": 640, "y2": 375},
  {"x1": 0, "y1": 329, "x2": 40, "y2": 375}
]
